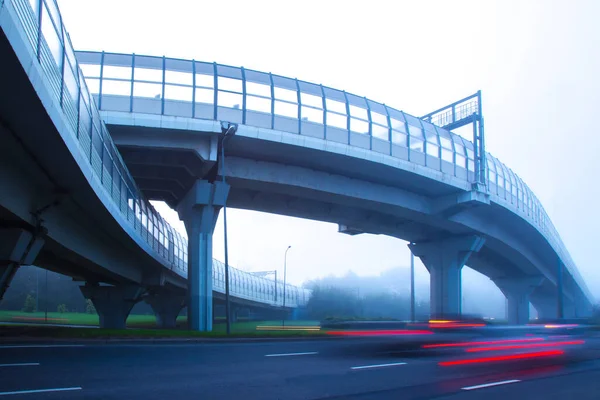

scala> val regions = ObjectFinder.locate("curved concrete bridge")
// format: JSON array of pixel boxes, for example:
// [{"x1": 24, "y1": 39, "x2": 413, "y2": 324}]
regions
[{"x1": 0, "y1": 0, "x2": 593, "y2": 331}]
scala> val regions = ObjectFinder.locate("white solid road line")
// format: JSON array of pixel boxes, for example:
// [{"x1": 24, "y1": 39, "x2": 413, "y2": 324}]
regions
[
  {"x1": 0, "y1": 363, "x2": 40, "y2": 367},
  {"x1": 462, "y1": 380, "x2": 521, "y2": 391},
  {"x1": 265, "y1": 352, "x2": 318, "y2": 357},
  {"x1": 0, "y1": 387, "x2": 82, "y2": 396},
  {"x1": 351, "y1": 362, "x2": 407, "y2": 370},
  {"x1": 0, "y1": 345, "x2": 85, "y2": 349}
]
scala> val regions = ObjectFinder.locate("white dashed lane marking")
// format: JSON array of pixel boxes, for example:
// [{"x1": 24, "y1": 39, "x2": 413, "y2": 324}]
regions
[
  {"x1": 0, "y1": 387, "x2": 82, "y2": 396},
  {"x1": 462, "y1": 379, "x2": 521, "y2": 391},
  {"x1": 265, "y1": 352, "x2": 318, "y2": 357},
  {"x1": 0, "y1": 363, "x2": 40, "y2": 367},
  {"x1": 351, "y1": 362, "x2": 407, "y2": 370}
]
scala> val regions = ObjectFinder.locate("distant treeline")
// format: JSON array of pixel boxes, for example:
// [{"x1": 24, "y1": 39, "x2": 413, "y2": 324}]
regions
[
  {"x1": 302, "y1": 268, "x2": 432, "y2": 320},
  {"x1": 304, "y1": 284, "x2": 429, "y2": 320}
]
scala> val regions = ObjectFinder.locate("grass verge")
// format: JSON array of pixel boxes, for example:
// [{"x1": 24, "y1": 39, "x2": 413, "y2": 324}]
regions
[{"x1": 0, "y1": 325, "x2": 327, "y2": 339}]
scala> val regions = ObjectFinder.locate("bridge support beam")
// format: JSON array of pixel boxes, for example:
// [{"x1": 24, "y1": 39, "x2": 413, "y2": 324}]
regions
[
  {"x1": 145, "y1": 289, "x2": 186, "y2": 329},
  {"x1": 80, "y1": 284, "x2": 144, "y2": 329},
  {"x1": 177, "y1": 180, "x2": 229, "y2": 332},
  {"x1": 409, "y1": 236, "x2": 485, "y2": 318},
  {"x1": 494, "y1": 276, "x2": 543, "y2": 325},
  {"x1": 0, "y1": 228, "x2": 44, "y2": 301}
]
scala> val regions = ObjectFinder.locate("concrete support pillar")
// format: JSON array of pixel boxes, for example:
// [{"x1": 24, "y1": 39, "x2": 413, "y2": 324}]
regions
[
  {"x1": 494, "y1": 276, "x2": 543, "y2": 325},
  {"x1": 0, "y1": 263, "x2": 19, "y2": 301},
  {"x1": 80, "y1": 284, "x2": 144, "y2": 329},
  {"x1": 409, "y1": 235, "x2": 485, "y2": 318},
  {"x1": 0, "y1": 228, "x2": 44, "y2": 301},
  {"x1": 145, "y1": 289, "x2": 186, "y2": 329},
  {"x1": 177, "y1": 180, "x2": 229, "y2": 332},
  {"x1": 531, "y1": 290, "x2": 556, "y2": 320}
]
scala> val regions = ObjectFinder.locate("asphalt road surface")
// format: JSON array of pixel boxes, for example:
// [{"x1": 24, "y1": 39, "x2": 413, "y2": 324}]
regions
[{"x1": 0, "y1": 337, "x2": 599, "y2": 399}]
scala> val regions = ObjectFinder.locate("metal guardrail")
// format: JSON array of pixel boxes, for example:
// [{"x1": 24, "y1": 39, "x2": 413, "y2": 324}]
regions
[
  {"x1": 2, "y1": 0, "x2": 591, "y2": 304},
  {"x1": 2, "y1": 0, "x2": 309, "y2": 308}
]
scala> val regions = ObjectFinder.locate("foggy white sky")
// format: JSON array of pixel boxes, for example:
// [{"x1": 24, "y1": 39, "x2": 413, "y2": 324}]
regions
[{"x1": 57, "y1": 0, "x2": 600, "y2": 302}]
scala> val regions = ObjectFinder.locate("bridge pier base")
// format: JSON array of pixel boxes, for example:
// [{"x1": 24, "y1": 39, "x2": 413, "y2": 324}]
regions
[
  {"x1": 177, "y1": 180, "x2": 229, "y2": 332},
  {"x1": 409, "y1": 235, "x2": 485, "y2": 318},
  {"x1": 80, "y1": 284, "x2": 144, "y2": 329},
  {"x1": 145, "y1": 289, "x2": 186, "y2": 329},
  {"x1": 0, "y1": 228, "x2": 44, "y2": 301},
  {"x1": 494, "y1": 277, "x2": 543, "y2": 324}
]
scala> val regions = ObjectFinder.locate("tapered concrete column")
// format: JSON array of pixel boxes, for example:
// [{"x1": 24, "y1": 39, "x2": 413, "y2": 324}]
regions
[
  {"x1": 0, "y1": 263, "x2": 19, "y2": 302},
  {"x1": 494, "y1": 276, "x2": 543, "y2": 324},
  {"x1": 0, "y1": 228, "x2": 44, "y2": 301},
  {"x1": 533, "y1": 302, "x2": 554, "y2": 319},
  {"x1": 177, "y1": 180, "x2": 229, "y2": 332},
  {"x1": 80, "y1": 284, "x2": 144, "y2": 329},
  {"x1": 531, "y1": 289, "x2": 557, "y2": 320},
  {"x1": 145, "y1": 289, "x2": 186, "y2": 329},
  {"x1": 409, "y1": 235, "x2": 485, "y2": 318}
]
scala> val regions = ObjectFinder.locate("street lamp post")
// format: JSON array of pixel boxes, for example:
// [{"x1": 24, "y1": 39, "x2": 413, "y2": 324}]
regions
[
  {"x1": 282, "y1": 245, "x2": 291, "y2": 327},
  {"x1": 410, "y1": 252, "x2": 415, "y2": 322},
  {"x1": 221, "y1": 123, "x2": 237, "y2": 335}
]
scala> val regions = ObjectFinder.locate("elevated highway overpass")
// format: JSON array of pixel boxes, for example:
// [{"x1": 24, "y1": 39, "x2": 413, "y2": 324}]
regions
[
  {"x1": 0, "y1": 0, "x2": 308, "y2": 330},
  {"x1": 0, "y1": 0, "x2": 594, "y2": 331}
]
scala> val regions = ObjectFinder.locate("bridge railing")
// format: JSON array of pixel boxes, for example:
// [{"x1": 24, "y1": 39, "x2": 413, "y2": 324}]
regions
[
  {"x1": 73, "y1": 49, "x2": 592, "y2": 302},
  {"x1": 2, "y1": 0, "x2": 309, "y2": 308},
  {"x1": 74, "y1": 51, "x2": 481, "y2": 183}
]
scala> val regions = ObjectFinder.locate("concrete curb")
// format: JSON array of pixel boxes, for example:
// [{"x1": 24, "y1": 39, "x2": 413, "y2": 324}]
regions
[{"x1": 0, "y1": 335, "x2": 341, "y2": 345}]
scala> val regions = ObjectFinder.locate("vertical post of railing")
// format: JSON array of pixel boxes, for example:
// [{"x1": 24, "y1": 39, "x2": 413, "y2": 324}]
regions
[
  {"x1": 160, "y1": 56, "x2": 166, "y2": 115},
  {"x1": 417, "y1": 118, "x2": 430, "y2": 168},
  {"x1": 472, "y1": 114, "x2": 479, "y2": 184},
  {"x1": 557, "y1": 258, "x2": 564, "y2": 319},
  {"x1": 477, "y1": 90, "x2": 486, "y2": 187},
  {"x1": 129, "y1": 54, "x2": 135, "y2": 112},
  {"x1": 74, "y1": 62, "x2": 81, "y2": 139},
  {"x1": 320, "y1": 85, "x2": 327, "y2": 139},
  {"x1": 343, "y1": 91, "x2": 351, "y2": 143},
  {"x1": 88, "y1": 106, "x2": 93, "y2": 163},
  {"x1": 269, "y1": 73, "x2": 275, "y2": 130},
  {"x1": 479, "y1": 115, "x2": 486, "y2": 186},
  {"x1": 191, "y1": 60, "x2": 196, "y2": 118},
  {"x1": 364, "y1": 97, "x2": 372, "y2": 150},
  {"x1": 98, "y1": 51, "x2": 105, "y2": 110},
  {"x1": 241, "y1": 67, "x2": 247, "y2": 125},
  {"x1": 383, "y1": 105, "x2": 393, "y2": 156},
  {"x1": 58, "y1": 17, "x2": 65, "y2": 108},
  {"x1": 450, "y1": 129, "x2": 458, "y2": 178},
  {"x1": 213, "y1": 62, "x2": 218, "y2": 120},
  {"x1": 295, "y1": 79, "x2": 302, "y2": 135},
  {"x1": 400, "y1": 111, "x2": 411, "y2": 162},
  {"x1": 36, "y1": 0, "x2": 43, "y2": 60}
]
